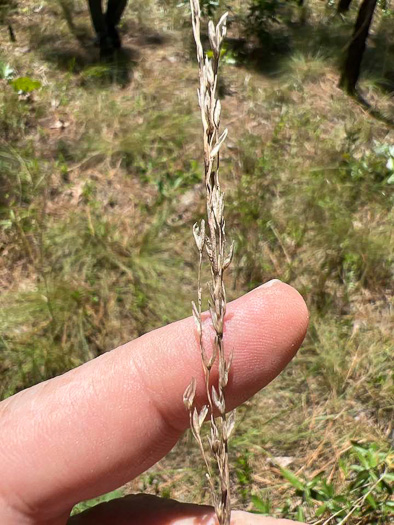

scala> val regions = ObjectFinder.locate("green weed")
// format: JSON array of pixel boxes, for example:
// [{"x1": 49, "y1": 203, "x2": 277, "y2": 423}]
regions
[{"x1": 252, "y1": 442, "x2": 394, "y2": 523}]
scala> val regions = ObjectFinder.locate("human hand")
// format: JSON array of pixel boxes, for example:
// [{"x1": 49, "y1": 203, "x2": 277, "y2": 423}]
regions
[{"x1": 0, "y1": 280, "x2": 308, "y2": 525}]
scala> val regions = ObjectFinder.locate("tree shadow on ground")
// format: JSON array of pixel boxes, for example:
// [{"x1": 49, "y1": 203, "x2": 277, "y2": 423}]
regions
[
  {"x1": 40, "y1": 42, "x2": 139, "y2": 88},
  {"x1": 29, "y1": 4, "x2": 168, "y2": 89},
  {"x1": 221, "y1": 4, "x2": 393, "y2": 124},
  {"x1": 224, "y1": 10, "x2": 354, "y2": 77},
  {"x1": 224, "y1": 3, "x2": 394, "y2": 90},
  {"x1": 352, "y1": 91, "x2": 394, "y2": 127}
]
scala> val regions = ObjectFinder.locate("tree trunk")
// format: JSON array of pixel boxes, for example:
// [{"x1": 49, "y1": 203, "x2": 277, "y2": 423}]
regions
[
  {"x1": 337, "y1": 0, "x2": 353, "y2": 13},
  {"x1": 8, "y1": 24, "x2": 16, "y2": 42},
  {"x1": 339, "y1": 0, "x2": 378, "y2": 95}
]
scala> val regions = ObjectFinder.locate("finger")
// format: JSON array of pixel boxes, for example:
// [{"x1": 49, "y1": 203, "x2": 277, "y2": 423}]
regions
[
  {"x1": 69, "y1": 494, "x2": 304, "y2": 525},
  {"x1": 0, "y1": 280, "x2": 308, "y2": 523}
]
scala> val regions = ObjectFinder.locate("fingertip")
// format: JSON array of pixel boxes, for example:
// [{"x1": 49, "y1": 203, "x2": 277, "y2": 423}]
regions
[{"x1": 259, "y1": 279, "x2": 309, "y2": 342}]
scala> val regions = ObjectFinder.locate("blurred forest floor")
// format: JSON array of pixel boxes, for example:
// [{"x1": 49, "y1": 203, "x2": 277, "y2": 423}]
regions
[{"x1": 0, "y1": 0, "x2": 393, "y2": 522}]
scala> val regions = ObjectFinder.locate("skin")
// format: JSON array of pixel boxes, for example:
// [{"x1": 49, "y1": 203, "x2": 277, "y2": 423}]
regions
[{"x1": 0, "y1": 280, "x2": 309, "y2": 525}]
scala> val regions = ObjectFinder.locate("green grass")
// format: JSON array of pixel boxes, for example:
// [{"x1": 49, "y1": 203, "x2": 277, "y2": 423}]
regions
[{"x1": 1, "y1": 0, "x2": 393, "y2": 522}]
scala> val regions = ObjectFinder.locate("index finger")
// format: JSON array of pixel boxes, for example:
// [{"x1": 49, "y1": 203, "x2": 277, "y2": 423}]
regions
[{"x1": 0, "y1": 280, "x2": 308, "y2": 523}]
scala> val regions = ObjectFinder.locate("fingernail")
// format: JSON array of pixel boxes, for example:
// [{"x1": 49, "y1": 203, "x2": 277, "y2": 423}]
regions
[
  {"x1": 245, "y1": 279, "x2": 282, "y2": 296},
  {"x1": 261, "y1": 278, "x2": 282, "y2": 288}
]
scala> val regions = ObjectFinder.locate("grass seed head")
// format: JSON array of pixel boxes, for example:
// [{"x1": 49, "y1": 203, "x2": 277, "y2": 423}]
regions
[{"x1": 183, "y1": 2, "x2": 235, "y2": 524}]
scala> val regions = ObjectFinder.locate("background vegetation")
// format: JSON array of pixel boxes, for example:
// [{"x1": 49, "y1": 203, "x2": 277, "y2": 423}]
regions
[{"x1": 0, "y1": 0, "x2": 393, "y2": 522}]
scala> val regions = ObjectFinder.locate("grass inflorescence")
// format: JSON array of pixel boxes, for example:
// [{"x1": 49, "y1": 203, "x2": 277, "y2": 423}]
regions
[{"x1": 183, "y1": 2, "x2": 235, "y2": 524}]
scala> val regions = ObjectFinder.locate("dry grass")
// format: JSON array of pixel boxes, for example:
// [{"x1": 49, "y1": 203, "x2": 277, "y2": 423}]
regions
[{"x1": 183, "y1": 2, "x2": 235, "y2": 523}]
